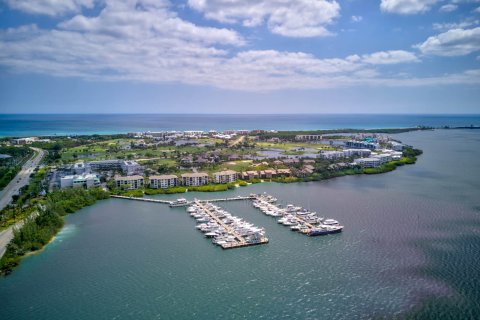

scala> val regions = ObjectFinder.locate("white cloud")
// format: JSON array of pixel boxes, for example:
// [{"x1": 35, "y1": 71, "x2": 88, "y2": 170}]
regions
[
  {"x1": 439, "y1": 4, "x2": 458, "y2": 12},
  {"x1": 4, "y1": 0, "x2": 96, "y2": 16},
  {"x1": 187, "y1": 0, "x2": 341, "y2": 37},
  {"x1": 351, "y1": 15, "x2": 363, "y2": 22},
  {"x1": 0, "y1": 0, "x2": 478, "y2": 91},
  {"x1": 432, "y1": 19, "x2": 479, "y2": 30},
  {"x1": 361, "y1": 50, "x2": 420, "y2": 64},
  {"x1": 380, "y1": 0, "x2": 439, "y2": 14},
  {"x1": 416, "y1": 27, "x2": 480, "y2": 56}
]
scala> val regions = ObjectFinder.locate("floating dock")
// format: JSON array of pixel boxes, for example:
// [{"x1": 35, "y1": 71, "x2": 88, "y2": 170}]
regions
[
  {"x1": 190, "y1": 200, "x2": 268, "y2": 249},
  {"x1": 111, "y1": 192, "x2": 342, "y2": 242}
]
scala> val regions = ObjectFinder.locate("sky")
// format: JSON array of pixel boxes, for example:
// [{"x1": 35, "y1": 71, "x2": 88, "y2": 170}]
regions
[{"x1": 0, "y1": 0, "x2": 479, "y2": 114}]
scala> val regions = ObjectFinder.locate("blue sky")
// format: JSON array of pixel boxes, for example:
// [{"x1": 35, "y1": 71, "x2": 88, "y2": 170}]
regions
[{"x1": 0, "y1": 0, "x2": 479, "y2": 114}]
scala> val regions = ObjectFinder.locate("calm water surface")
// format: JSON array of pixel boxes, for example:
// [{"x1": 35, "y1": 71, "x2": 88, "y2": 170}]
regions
[{"x1": 0, "y1": 129, "x2": 479, "y2": 319}]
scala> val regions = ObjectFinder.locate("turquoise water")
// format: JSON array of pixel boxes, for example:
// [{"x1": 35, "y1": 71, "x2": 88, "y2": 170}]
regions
[
  {"x1": 1, "y1": 114, "x2": 480, "y2": 137},
  {"x1": 0, "y1": 129, "x2": 480, "y2": 319}
]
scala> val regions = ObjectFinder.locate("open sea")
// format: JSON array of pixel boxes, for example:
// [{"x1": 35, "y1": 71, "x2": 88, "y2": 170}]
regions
[
  {"x1": 0, "y1": 128, "x2": 479, "y2": 319},
  {"x1": 1, "y1": 113, "x2": 480, "y2": 137}
]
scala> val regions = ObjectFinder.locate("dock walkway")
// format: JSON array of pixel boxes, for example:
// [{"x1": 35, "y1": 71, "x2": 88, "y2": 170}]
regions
[{"x1": 110, "y1": 195, "x2": 173, "y2": 204}]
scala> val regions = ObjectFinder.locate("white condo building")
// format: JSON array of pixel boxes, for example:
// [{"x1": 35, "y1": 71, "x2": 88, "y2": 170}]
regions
[
  {"x1": 354, "y1": 157, "x2": 382, "y2": 168},
  {"x1": 114, "y1": 175, "x2": 144, "y2": 189},
  {"x1": 181, "y1": 173, "x2": 209, "y2": 186},
  {"x1": 149, "y1": 175, "x2": 178, "y2": 189},
  {"x1": 213, "y1": 170, "x2": 237, "y2": 184}
]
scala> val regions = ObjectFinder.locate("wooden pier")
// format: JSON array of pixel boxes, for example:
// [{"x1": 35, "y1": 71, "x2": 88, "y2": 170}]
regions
[{"x1": 110, "y1": 195, "x2": 173, "y2": 204}]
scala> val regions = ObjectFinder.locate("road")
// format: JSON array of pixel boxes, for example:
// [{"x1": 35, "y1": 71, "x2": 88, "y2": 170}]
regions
[
  {"x1": 0, "y1": 219, "x2": 25, "y2": 258},
  {"x1": 0, "y1": 147, "x2": 44, "y2": 258},
  {"x1": 0, "y1": 147, "x2": 45, "y2": 211},
  {"x1": 229, "y1": 135, "x2": 245, "y2": 147}
]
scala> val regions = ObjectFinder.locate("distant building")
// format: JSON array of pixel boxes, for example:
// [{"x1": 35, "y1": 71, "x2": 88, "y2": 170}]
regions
[
  {"x1": 295, "y1": 135, "x2": 322, "y2": 141},
  {"x1": 114, "y1": 175, "x2": 144, "y2": 189},
  {"x1": 390, "y1": 141, "x2": 404, "y2": 151},
  {"x1": 276, "y1": 169, "x2": 291, "y2": 177},
  {"x1": 372, "y1": 153, "x2": 393, "y2": 163},
  {"x1": 60, "y1": 174, "x2": 100, "y2": 189},
  {"x1": 241, "y1": 171, "x2": 259, "y2": 180},
  {"x1": 319, "y1": 151, "x2": 345, "y2": 160},
  {"x1": 73, "y1": 162, "x2": 89, "y2": 174},
  {"x1": 87, "y1": 160, "x2": 144, "y2": 175},
  {"x1": 181, "y1": 173, "x2": 209, "y2": 186},
  {"x1": 263, "y1": 169, "x2": 277, "y2": 178},
  {"x1": 149, "y1": 175, "x2": 178, "y2": 189},
  {"x1": 121, "y1": 161, "x2": 144, "y2": 175},
  {"x1": 213, "y1": 170, "x2": 237, "y2": 184},
  {"x1": 343, "y1": 149, "x2": 372, "y2": 158},
  {"x1": 10, "y1": 137, "x2": 38, "y2": 145},
  {"x1": 345, "y1": 140, "x2": 379, "y2": 150}
]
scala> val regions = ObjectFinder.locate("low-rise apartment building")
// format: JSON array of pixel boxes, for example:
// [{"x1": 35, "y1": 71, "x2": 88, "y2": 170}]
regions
[
  {"x1": 114, "y1": 175, "x2": 145, "y2": 189},
  {"x1": 149, "y1": 175, "x2": 178, "y2": 189},
  {"x1": 213, "y1": 170, "x2": 237, "y2": 184},
  {"x1": 181, "y1": 173, "x2": 209, "y2": 186},
  {"x1": 354, "y1": 157, "x2": 381, "y2": 168}
]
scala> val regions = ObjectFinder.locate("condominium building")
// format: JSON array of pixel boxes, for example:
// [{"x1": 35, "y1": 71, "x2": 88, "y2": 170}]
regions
[
  {"x1": 213, "y1": 170, "x2": 237, "y2": 184},
  {"x1": 345, "y1": 140, "x2": 379, "y2": 150},
  {"x1": 354, "y1": 157, "x2": 381, "y2": 168},
  {"x1": 181, "y1": 173, "x2": 209, "y2": 186},
  {"x1": 60, "y1": 174, "x2": 100, "y2": 189},
  {"x1": 149, "y1": 175, "x2": 178, "y2": 189},
  {"x1": 343, "y1": 149, "x2": 372, "y2": 158},
  {"x1": 114, "y1": 175, "x2": 145, "y2": 189}
]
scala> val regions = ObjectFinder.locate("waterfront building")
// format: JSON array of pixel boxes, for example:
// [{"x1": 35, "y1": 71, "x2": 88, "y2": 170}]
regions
[
  {"x1": 263, "y1": 169, "x2": 277, "y2": 178},
  {"x1": 372, "y1": 153, "x2": 393, "y2": 163},
  {"x1": 276, "y1": 169, "x2": 291, "y2": 177},
  {"x1": 390, "y1": 141, "x2": 404, "y2": 151},
  {"x1": 354, "y1": 157, "x2": 381, "y2": 168},
  {"x1": 149, "y1": 175, "x2": 178, "y2": 189},
  {"x1": 181, "y1": 173, "x2": 209, "y2": 186},
  {"x1": 60, "y1": 174, "x2": 100, "y2": 189},
  {"x1": 242, "y1": 171, "x2": 259, "y2": 180},
  {"x1": 213, "y1": 170, "x2": 237, "y2": 184},
  {"x1": 114, "y1": 175, "x2": 145, "y2": 189}
]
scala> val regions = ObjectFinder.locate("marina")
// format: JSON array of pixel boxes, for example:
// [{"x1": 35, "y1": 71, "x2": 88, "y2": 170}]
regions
[
  {"x1": 112, "y1": 192, "x2": 343, "y2": 248},
  {"x1": 188, "y1": 200, "x2": 269, "y2": 249},
  {"x1": 252, "y1": 194, "x2": 344, "y2": 236}
]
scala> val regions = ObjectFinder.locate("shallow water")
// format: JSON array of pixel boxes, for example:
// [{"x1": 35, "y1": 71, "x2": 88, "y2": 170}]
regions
[{"x1": 0, "y1": 129, "x2": 479, "y2": 319}]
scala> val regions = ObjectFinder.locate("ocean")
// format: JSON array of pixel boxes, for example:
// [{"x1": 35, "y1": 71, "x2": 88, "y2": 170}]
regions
[
  {"x1": 1, "y1": 113, "x2": 480, "y2": 137},
  {"x1": 0, "y1": 129, "x2": 479, "y2": 319}
]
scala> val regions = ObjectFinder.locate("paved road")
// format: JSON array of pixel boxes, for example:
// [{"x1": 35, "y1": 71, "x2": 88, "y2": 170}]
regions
[
  {"x1": 0, "y1": 219, "x2": 25, "y2": 258},
  {"x1": 0, "y1": 147, "x2": 44, "y2": 258},
  {"x1": 229, "y1": 135, "x2": 245, "y2": 147},
  {"x1": 0, "y1": 147, "x2": 45, "y2": 211}
]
